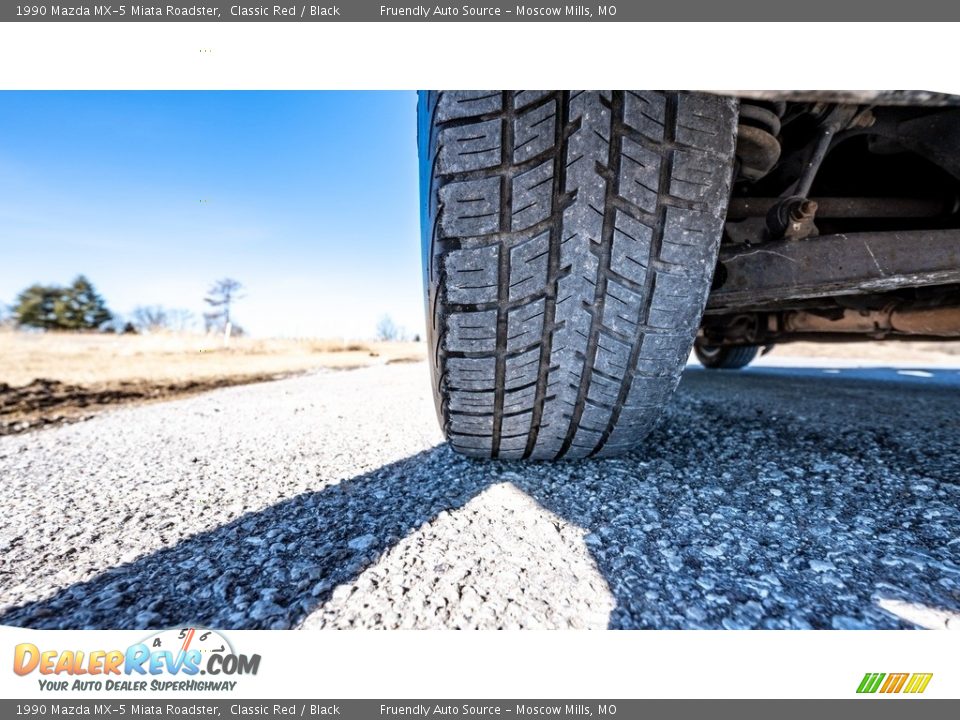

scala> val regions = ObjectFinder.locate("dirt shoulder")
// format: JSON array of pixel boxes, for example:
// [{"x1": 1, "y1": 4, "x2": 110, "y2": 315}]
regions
[
  {"x1": 0, "y1": 331, "x2": 425, "y2": 435},
  {"x1": 1, "y1": 374, "x2": 295, "y2": 434}
]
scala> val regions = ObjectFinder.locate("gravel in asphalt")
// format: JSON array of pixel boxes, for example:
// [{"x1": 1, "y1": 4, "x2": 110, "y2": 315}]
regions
[{"x1": 1, "y1": 361, "x2": 958, "y2": 629}]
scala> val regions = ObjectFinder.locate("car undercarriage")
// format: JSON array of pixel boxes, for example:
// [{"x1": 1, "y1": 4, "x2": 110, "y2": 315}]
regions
[{"x1": 703, "y1": 93, "x2": 960, "y2": 351}]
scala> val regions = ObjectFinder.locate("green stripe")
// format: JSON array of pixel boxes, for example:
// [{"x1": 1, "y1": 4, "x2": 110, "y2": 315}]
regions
[
  {"x1": 856, "y1": 673, "x2": 874, "y2": 693},
  {"x1": 856, "y1": 673, "x2": 885, "y2": 693}
]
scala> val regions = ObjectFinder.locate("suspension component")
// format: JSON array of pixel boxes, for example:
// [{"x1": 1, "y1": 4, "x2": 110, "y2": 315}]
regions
[
  {"x1": 785, "y1": 104, "x2": 860, "y2": 197},
  {"x1": 735, "y1": 101, "x2": 782, "y2": 181},
  {"x1": 766, "y1": 195, "x2": 819, "y2": 240}
]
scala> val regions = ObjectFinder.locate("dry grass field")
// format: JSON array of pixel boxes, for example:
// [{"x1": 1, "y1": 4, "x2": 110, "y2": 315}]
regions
[
  {"x1": 0, "y1": 330, "x2": 424, "y2": 386},
  {"x1": 0, "y1": 330, "x2": 425, "y2": 434}
]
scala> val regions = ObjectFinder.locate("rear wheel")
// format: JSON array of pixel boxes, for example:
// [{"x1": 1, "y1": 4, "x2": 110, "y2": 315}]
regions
[
  {"x1": 694, "y1": 342, "x2": 760, "y2": 369},
  {"x1": 419, "y1": 91, "x2": 738, "y2": 459}
]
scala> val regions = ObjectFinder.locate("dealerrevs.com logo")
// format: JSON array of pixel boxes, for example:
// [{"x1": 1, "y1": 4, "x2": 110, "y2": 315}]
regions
[
  {"x1": 13, "y1": 627, "x2": 260, "y2": 692},
  {"x1": 857, "y1": 673, "x2": 933, "y2": 695}
]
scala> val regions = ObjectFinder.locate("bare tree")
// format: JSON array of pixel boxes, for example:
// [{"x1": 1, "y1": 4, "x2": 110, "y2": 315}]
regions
[
  {"x1": 132, "y1": 305, "x2": 196, "y2": 333},
  {"x1": 132, "y1": 305, "x2": 168, "y2": 332},
  {"x1": 375, "y1": 314, "x2": 398, "y2": 341},
  {"x1": 204, "y1": 278, "x2": 244, "y2": 339},
  {"x1": 166, "y1": 308, "x2": 196, "y2": 332}
]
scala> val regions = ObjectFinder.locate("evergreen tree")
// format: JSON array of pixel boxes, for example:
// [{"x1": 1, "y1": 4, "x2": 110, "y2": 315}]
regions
[
  {"x1": 12, "y1": 275, "x2": 112, "y2": 330},
  {"x1": 12, "y1": 284, "x2": 61, "y2": 329},
  {"x1": 61, "y1": 275, "x2": 113, "y2": 329}
]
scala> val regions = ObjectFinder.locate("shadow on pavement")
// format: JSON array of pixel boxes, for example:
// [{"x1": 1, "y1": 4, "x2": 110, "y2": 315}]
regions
[{"x1": 3, "y1": 367, "x2": 959, "y2": 630}]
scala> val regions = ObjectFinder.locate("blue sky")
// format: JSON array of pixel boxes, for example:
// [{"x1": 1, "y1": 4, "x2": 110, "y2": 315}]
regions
[{"x1": 0, "y1": 91, "x2": 423, "y2": 338}]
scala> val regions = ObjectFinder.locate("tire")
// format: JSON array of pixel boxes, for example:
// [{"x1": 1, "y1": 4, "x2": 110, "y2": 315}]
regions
[
  {"x1": 419, "y1": 91, "x2": 737, "y2": 459},
  {"x1": 694, "y1": 342, "x2": 760, "y2": 370}
]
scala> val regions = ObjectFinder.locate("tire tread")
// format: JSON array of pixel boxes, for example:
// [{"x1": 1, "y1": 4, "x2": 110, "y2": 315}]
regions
[{"x1": 421, "y1": 91, "x2": 736, "y2": 459}]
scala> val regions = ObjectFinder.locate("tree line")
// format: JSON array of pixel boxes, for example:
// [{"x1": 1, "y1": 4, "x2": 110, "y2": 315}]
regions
[
  {"x1": 3, "y1": 275, "x2": 421, "y2": 340},
  {"x1": 3, "y1": 275, "x2": 245, "y2": 335}
]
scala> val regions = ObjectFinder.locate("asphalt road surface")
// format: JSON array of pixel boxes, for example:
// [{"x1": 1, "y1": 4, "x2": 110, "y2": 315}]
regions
[{"x1": 1, "y1": 360, "x2": 958, "y2": 630}]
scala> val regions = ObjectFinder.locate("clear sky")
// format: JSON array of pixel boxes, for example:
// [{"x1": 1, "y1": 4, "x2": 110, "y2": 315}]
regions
[{"x1": 0, "y1": 91, "x2": 423, "y2": 339}]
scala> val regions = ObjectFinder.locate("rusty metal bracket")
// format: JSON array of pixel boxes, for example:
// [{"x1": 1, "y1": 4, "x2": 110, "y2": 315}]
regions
[{"x1": 708, "y1": 229, "x2": 960, "y2": 312}]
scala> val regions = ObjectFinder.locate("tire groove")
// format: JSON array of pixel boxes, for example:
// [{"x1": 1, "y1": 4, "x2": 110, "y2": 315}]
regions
[
  {"x1": 589, "y1": 93, "x2": 678, "y2": 456},
  {"x1": 524, "y1": 91, "x2": 570, "y2": 459},
  {"x1": 490, "y1": 92, "x2": 515, "y2": 457},
  {"x1": 555, "y1": 91, "x2": 623, "y2": 459}
]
